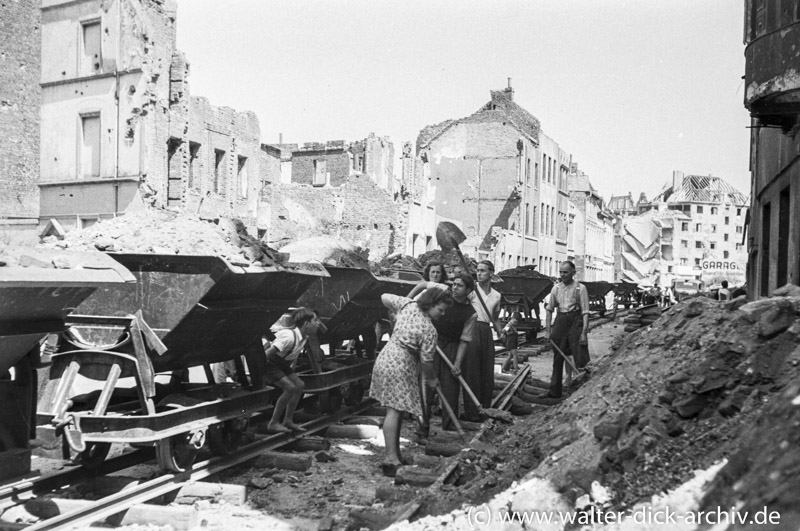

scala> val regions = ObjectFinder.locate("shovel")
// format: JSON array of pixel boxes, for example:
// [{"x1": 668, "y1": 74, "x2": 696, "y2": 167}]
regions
[
  {"x1": 549, "y1": 339, "x2": 587, "y2": 383},
  {"x1": 435, "y1": 345, "x2": 510, "y2": 421},
  {"x1": 436, "y1": 222, "x2": 504, "y2": 338}
]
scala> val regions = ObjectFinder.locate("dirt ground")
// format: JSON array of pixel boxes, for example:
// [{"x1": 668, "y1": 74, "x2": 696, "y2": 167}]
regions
[{"x1": 17, "y1": 294, "x2": 800, "y2": 530}]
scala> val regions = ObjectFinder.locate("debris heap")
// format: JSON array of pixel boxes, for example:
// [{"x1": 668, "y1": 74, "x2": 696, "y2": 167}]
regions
[
  {"x1": 529, "y1": 289, "x2": 800, "y2": 515},
  {"x1": 39, "y1": 210, "x2": 286, "y2": 267}
]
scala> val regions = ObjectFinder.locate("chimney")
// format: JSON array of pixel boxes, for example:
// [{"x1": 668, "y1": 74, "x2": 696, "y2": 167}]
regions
[
  {"x1": 503, "y1": 77, "x2": 514, "y2": 101},
  {"x1": 672, "y1": 170, "x2": 684, "y2": 192},
  {"x1": 279, "y1": 133, "x2": 283, "y2": 144}
]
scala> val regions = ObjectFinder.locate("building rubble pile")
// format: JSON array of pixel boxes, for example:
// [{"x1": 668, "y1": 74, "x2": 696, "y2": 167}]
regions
[
  {"x1": 393, "y1": 287, "x2": 800, "y2": 529},
  {"x1": 0, "y1": 245, "x2": 103, "y2": 270},
  {"x1": 278, "y1": 237, "x2": 371, "y2": 269},
  {"x1": 497, "y1": 265, "x2": 553, "y2": 279},
  {"x1": 417, "y1": 249, "x2": 478, "y2": 274},
  {"x1": 528, "y1": 286, "x2": 800, "y2": 517},
  {"x1": 38, "y1": 210, "x2": 288, "y2": 267},
  {"x1": 377, "y1": 252, "x2": 423, "y2": 272},
  {"x1": 621, "y1": 303, "x2": 662, "y2": 332}
]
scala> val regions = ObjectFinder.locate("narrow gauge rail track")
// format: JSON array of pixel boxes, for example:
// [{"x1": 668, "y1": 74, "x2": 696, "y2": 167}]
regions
[{"x1": 5, "y1": 399, "x2": 377, "y2": 531}]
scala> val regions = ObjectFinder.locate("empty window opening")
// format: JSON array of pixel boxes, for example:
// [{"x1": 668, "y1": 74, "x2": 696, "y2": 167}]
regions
[
  {"x1": 188, "y1": 142, "x2": 201, "y2": 189},
  {"x1": 214, "y1": 149, "x2": 226, "y2": 194},
  {"x1": 238, "y1": 156, "x2": 248, "y2": 198},
  {"x1": 80, "y1": 113, "x2": 101, "y2": 178},
  {"x1": 167, "y1": 138, "x2": 182, "y2": 204},
  {"x1": 313, "y1": 159, "x2": 327, "y2": 186},
  {"x1": 82, "y1": 20, "x2": 102, "y2": 75},
  {"x1": 778, "y1": 187, "x2": 790, "y2": 287}
]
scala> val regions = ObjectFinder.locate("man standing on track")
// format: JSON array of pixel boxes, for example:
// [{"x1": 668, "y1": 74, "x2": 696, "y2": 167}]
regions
[{"x1": 544, "y1": 261, "x2": 589, "y2": 399}]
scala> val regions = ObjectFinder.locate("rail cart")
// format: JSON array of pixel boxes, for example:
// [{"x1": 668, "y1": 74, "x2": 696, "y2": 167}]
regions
[
  {"x1": 581, "y1": 281, "x2": 615, "y2": 317},
  {"x1": 495, "y1": 268, "x2": 554, "y2": 340},
  {"x1": 0, "y1": 249, "x2": 134, "y2": 483},
  {"x1": 612, "y1": 282, "x2": 640, "y2": 310},
  {"x1": 298, "y1": 266, "x2": 420, "y2": 357},
  {"x1": 37, "y1": 254, "x2": 347, "y2": 473}
]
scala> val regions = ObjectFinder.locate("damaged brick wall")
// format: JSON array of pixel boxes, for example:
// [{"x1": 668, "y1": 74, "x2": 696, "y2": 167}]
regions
[
  {"x1": 289, "y1": 142, "x2": 350, "y2": 187},
  {"x1": 263, "y1": 173, "x2": 404, "y2": 259},
  {"x1": 0, "y1": 0, "x2": 40, "y2": 220}
]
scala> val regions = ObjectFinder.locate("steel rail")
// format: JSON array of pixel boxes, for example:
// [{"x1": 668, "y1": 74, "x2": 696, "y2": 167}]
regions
[
  {"x1": 23, "y1": 399, "x2": 377, "y2": 531},
  {"x1": 0, "y1": 449, "x2": 152, "y2": 514}
]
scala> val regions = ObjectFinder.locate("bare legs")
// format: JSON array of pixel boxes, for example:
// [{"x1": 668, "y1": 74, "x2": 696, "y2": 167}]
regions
[
  {"x1": 267, "y1": 374, "x2": 306, "y2": 433},
  {"x1": 382, "y1": 407, "x2": 403, "y2": 466}
]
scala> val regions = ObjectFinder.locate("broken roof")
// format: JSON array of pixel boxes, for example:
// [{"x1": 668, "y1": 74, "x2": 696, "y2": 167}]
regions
[
  {"x1": 608, "y1": 193, "x2": 635, "y2": 211},
  {"x1": 652, "y1": 175, "x2": 748, "y2": 205},
  {"x1": 417, "y1": 89, "x2": 541, "y2": 149}
]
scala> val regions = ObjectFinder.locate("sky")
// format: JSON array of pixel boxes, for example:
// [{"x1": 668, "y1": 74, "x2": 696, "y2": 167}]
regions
[{"x1": 174, "y1": 0, "x2": 751, "y2": 201}]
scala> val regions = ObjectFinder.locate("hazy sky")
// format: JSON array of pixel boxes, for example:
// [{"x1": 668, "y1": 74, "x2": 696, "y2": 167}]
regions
[{"x1": 174, "y1": 0, "x2": 751, "y2": 201}]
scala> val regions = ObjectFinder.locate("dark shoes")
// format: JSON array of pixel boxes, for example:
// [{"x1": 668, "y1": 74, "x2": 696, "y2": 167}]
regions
[{"x1": 380, "y1": 462, "x2": 400, "y2": 477}]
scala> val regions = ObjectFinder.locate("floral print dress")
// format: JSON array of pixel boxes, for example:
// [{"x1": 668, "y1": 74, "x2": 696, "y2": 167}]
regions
[{"x1": 369, "y1": 294, "x2": 437, "y2": 416}]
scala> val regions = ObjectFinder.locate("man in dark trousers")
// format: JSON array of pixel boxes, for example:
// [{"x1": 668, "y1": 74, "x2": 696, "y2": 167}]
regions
[{"x1": 544, "y1": 261, "x2": 590, "y2": 399}]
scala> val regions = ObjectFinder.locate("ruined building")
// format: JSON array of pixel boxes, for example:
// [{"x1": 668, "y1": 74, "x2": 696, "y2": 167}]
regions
[
  {"x1": 0, "y1": 0, "x2": 40, "y2": 243},
  {"x1": 743, "y1": 0, "x2": 800, "y2": 297},
  {"x1": 39, "y1": 0, "x2": 262, "y2": 232},
  {"x1": 616, "y1": 172, "x2": 748, "y2": 286},
  {"x1": 414, "y1": 83, "x2": 572, "y2": 273},
  {"x1": 260, "y1": 136, "x2": 404, "y2": 258},
  {"x1": 568, "y1": 168, "x2": 615, "y2": 282}
]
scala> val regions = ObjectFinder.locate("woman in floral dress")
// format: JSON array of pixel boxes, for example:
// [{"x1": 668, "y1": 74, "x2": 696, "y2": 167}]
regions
[{"x1": 370, "y1": 288, "x2": 453, "y2": 474}]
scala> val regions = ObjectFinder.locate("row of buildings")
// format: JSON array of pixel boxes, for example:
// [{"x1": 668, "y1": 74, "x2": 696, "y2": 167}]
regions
[{"x1": 0, "y1": 0, "x2": 751, "y2": 290}]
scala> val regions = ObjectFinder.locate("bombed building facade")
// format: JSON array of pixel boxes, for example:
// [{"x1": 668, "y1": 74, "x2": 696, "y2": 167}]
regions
[
  {"x1": 568, "y1": 168, "x2": 615, "y2": 282},
  {"x1": 615, "y1": 172, "x2": 748, "y2": 286},
  {"x1": 413, "y1": 84, "x2": 572, "y2": 274},
  {"x1": 38, "y1": 0, "x2": 262, "y2": 232},
  {"x1": 259, "y1": 137, "x2": 404, "y2": 258},
  {"x1": 743, "y1": 0, "x2": 800, "y2": 298}
]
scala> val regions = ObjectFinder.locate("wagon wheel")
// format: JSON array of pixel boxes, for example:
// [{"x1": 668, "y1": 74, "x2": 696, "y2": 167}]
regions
[
  {"x1": 207, "y1": 418, "x2": 248, "y2": 456},
  {"x1": 156, "y1": 430, "x2": 205, "y2": 473}
]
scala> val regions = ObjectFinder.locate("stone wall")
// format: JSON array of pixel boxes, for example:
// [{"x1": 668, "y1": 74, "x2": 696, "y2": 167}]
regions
[
  {"x1": 263, "y1": 173, "x2": 404, "y2": 259},
  {"x1": 0, "y1": 0, "x2": 40, "y2": 221}
]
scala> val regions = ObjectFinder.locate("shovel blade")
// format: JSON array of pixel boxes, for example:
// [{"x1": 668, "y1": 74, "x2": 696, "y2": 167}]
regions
[{"x1": 436, "y1": 221, "x2": 466, "y2": 252}]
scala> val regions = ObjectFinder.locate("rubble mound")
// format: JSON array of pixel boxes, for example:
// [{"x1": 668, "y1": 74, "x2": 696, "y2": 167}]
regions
[
  {"x1": 39, "y1": 210, "x2": 286, "y2": 267},
  {"x1": 526, "y1": 292, "x2": 800, "y2": 516},
  {"x1": 0, "y1": 246, "x2": 106, "y2": 270},
  {"x1": 417, "y1": 249, "x2": 477, "y2": 274},
  {"x1": 498, "y1": 265, "x2": 553, "y2": 279},
  {"x1": 378, "y1": 252, "x2": 422, "y2": 272},
  {"x1": 280, "y1": 237, "x2": 370, "y2": 269}
]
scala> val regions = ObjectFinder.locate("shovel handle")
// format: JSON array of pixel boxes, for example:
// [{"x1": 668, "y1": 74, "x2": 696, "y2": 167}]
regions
[
  {"x1": 436, "y1": 383, "x2": 466, "y2": 439},
  {"x1": 549, "y1": 339, "x2": 580, "y2": 374},
  {"x1": 435, "y1": 345, "x2": 482, "y2": 409}
]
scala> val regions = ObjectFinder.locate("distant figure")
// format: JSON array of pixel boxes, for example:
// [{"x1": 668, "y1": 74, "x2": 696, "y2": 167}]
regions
[
  {"x1": 718, "y1": 280, "x2": 731, "y2": 301},
  {"x1": 501, "y1": 312, "x2": 521, "y2": 374}
]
